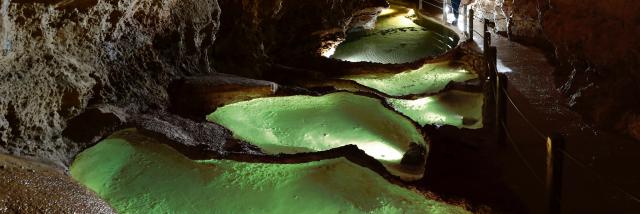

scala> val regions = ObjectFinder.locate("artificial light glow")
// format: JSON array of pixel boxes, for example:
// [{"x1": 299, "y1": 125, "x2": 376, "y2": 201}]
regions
[
  {"x1": 322, "y1": 46, "x2": 337, "y2": 58},
  {"x1": 406, "y1": 9, "x2": 415, "y2": 17},
  {"x1": 379, "y1": 8, "x2": 397, "y2": 16},
  {"x1": 403, "y1": 97, "x2": 435, "y2": 109},
  {"x1": 360, "y1": 142, "x2": 404, "y2": 161},
  {"x1": 497, "y1": 59, "x2": 513, "y2": 73},
  {"x1": 395, "y1": 15, "x2": 417, "y2": 27}
]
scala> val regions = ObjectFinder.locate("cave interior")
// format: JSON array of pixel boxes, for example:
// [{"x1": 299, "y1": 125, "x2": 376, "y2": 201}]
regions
[{"x1": 0, "y1": 0, "x2": 639, "y2": 213}]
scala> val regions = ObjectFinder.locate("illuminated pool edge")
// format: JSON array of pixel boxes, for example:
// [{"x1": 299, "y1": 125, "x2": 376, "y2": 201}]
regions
[
  {"x1": 206, "y1": 92, "x2": 428, "y2": 181},
  {"x1": 70, "y1": 132, "x2": 471, "y2": 214}
]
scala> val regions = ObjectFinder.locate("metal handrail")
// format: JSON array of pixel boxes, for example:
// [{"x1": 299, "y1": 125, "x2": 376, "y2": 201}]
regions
[
  {"x1": 502, "y1": 121, "x2": 545, "y2": 185},
  {"x1": 502, "y1": 87, "x2": 547, "y2": 140}
]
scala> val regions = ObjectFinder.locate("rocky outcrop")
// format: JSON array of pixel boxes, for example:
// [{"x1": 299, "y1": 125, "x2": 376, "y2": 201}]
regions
[
  {"x1": 213, "y1": 0, "x2": 389, "y2": 78},
  {"x1": 169, "y1": 73, "x2": 279, "y2": 119},
  {"x1": 0, "y1": 0, "x2": 221, "y2": 163},
  {"x1": 130, "y1": 112, "x2": 264, "y2": 158},
  {"x1": 473, "y1": 0, "x2": 640, "y2": 140},
  {"x1": 541, "y1": 0, "x2": 640, "y2": 140}
]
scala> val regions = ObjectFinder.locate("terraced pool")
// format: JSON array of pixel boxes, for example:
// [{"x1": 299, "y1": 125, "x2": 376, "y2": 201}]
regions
[
  {"x1": 207, "y1": 92, "x2": 427, "y2": 180},
  {"x1": 71, "y1": 130, "x2": 470, "y2": 214},
  {"x1": 69, "y1": 4, "x2": 484, "y2": 213},
  {"x1": 343, "y1": 61, "x2": 477, "y2": 96},
  {"x1": 331, "y1": 7, "x2": 459, "y2": 63},
  {"x1": 389, "y1": 90, "x2": 484, "y2": 128}
]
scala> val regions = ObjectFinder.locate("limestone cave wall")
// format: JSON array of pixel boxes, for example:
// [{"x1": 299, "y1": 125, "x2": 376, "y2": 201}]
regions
[
  {"x1": 213, "y1": 0, "x2": 389, "y2": 78},
  {"x1": 474, "y1": 0, "x2": 640, "y2": 140},
  {"x1": 0, "y1": 0, "x2": 389, "y2": 164},
  {"x1": 0, "y1": 0, "x2": 221, "y2": 163}
]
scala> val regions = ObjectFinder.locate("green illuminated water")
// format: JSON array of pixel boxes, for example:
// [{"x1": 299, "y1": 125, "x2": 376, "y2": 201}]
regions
[
  {"x1": 70, "y1": 131, "x2": 470, "y2": 214},
  {"x1": 331, "y1": 7, "x2": 458, "y2": 63},
  {"x1": 68, "y1": 4, "x2": 485, "y2": 212},
  {"x1": 388, "y1": 91, "x2": 484, "y2": 129},
  {"x1": 207, "y1": 92, "x2": 427, "y2": 180},
  {"x1": 343, "y1": 62, "x2": 477, "y2": 96}
]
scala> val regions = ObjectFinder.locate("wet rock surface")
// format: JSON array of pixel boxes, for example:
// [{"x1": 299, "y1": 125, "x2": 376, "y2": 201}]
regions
[
  {"x1": 130, "y1": 112, "x2": 263, "y2": 159},
  {"x1": 472, "y1": 0, "x2": 640, "y2": 141},
  {"x1": 0, "y1": 154, "x2": 115, "y2": 213},
  {"x1": 169, "y1": 73, "x2": 279, "y2": 119}
]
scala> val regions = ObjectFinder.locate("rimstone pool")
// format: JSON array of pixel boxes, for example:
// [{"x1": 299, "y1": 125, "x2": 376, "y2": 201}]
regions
[
  {"x1": 70, "y1": 130, "x2": 470, "y2": 214},
  {"x1": 70, "y1": 5, "x2": 484, "y2": 214},
  {"x1": 330, "y1": 6, "x2": 459, "y2": 64}
]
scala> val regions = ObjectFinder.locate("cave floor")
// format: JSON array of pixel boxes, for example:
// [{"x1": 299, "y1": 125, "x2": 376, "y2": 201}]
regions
[{"x1": 475, "y1": 23, "x2": 640, "y2": 213}]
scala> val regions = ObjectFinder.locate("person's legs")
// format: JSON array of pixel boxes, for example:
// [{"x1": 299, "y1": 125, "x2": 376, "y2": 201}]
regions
[{"x1": 451, "y1": 0, "x2": 461, "y2": 24}]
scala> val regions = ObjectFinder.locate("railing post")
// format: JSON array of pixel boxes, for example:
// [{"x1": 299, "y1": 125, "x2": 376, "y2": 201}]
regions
[
  {"x1": 546, "y1": 133, "x2": 565, "y2": 214},
  {"x1": 463, "y1": 5, "x2": 468, "y2": 29},
  {"x1": 419, "y1": 0, "x2": 423, "y2": 10},
  {"x1": 443, "y1": 0, "x2": 448, "y2": 24},
  {"x1": 485, "y1": 47, "x2": 504, "y2": 146},
  {"x1": 496, "y1": 72, "x2": 507, "y2": 146},
  {"x1": 484, "y1": 18, "x2": 488, "y2": 34},
  {"x1": 468, "y1": 9, "x2": 474, "y2": 40},
  {"x1": 483, "y1": 31, "x2": 491, "y2": 53}
]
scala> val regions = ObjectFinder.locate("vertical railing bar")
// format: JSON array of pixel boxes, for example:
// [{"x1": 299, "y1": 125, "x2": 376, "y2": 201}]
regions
[{"x1": 546, "y1": 134, "x2": 566, "y2": 214}]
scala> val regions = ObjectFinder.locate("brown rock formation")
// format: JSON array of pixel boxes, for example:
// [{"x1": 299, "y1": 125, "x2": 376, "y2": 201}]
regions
[
  {"x1": 0, "y1": 0, "x2": 220, "y2": 162},
  {"x1": 213, "y1": 0, "x2": 389, "y2": 78},
  {"x1": 473, "y1": 0, "x2": 640, "y2": 140},
  {"x1": 168, "y1": 73, "x2": 279, "y2": 119}
]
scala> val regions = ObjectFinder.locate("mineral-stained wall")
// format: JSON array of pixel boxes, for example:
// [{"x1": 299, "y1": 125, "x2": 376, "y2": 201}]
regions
[
  {"x1": 0, "y1": 0, "x2": 221, "y2": 164},
  {"x1": 213, "y1": 0, "x2": 389, "y2": 78},
  {"x1": 475, "y1": 0, "x2": 640, "y2": 140}
]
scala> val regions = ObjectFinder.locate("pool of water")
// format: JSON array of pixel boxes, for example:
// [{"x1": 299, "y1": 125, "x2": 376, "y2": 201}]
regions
[
  {"x1": 68, "y1": 4, "x2": 485, "y2": 212},
  {"x1": 389, "y1": 90, "x2": 485, "y2": 129},
  {"x1": 70, "y1": 130, "x2": 470, "y2": 214},
  {"x1": 331, "y1": 7, "x2": 459, "y2": 64},
  {"x1": 342, "y1": 61, "x2": 477, "y2": 97},
  {"x1": 207, "y1": 92, "x2": 427, "y2": 180}
]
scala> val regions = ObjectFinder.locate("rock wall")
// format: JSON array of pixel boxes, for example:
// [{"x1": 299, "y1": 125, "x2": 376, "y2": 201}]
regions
[
  {"x1": 0, "y1": 0, "x2": 392, "y2": 164},
  {"x1": 0, "y1": 0, "x2": 221, "y2": 163},
  {"x1": 213, "y1": 0, "x2": 389, "y2": 78},
  {"x1": 542, "y1": 0, "x2": 640, "y2": 140},
  {"x1": 474, "y1": 0, "x2": 640, "y2": 140}
]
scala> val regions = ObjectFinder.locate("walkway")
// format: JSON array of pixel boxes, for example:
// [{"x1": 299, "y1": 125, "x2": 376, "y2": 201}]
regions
[{"x1": 474, "y1": 19, "x2": 640, "y2": 213}]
